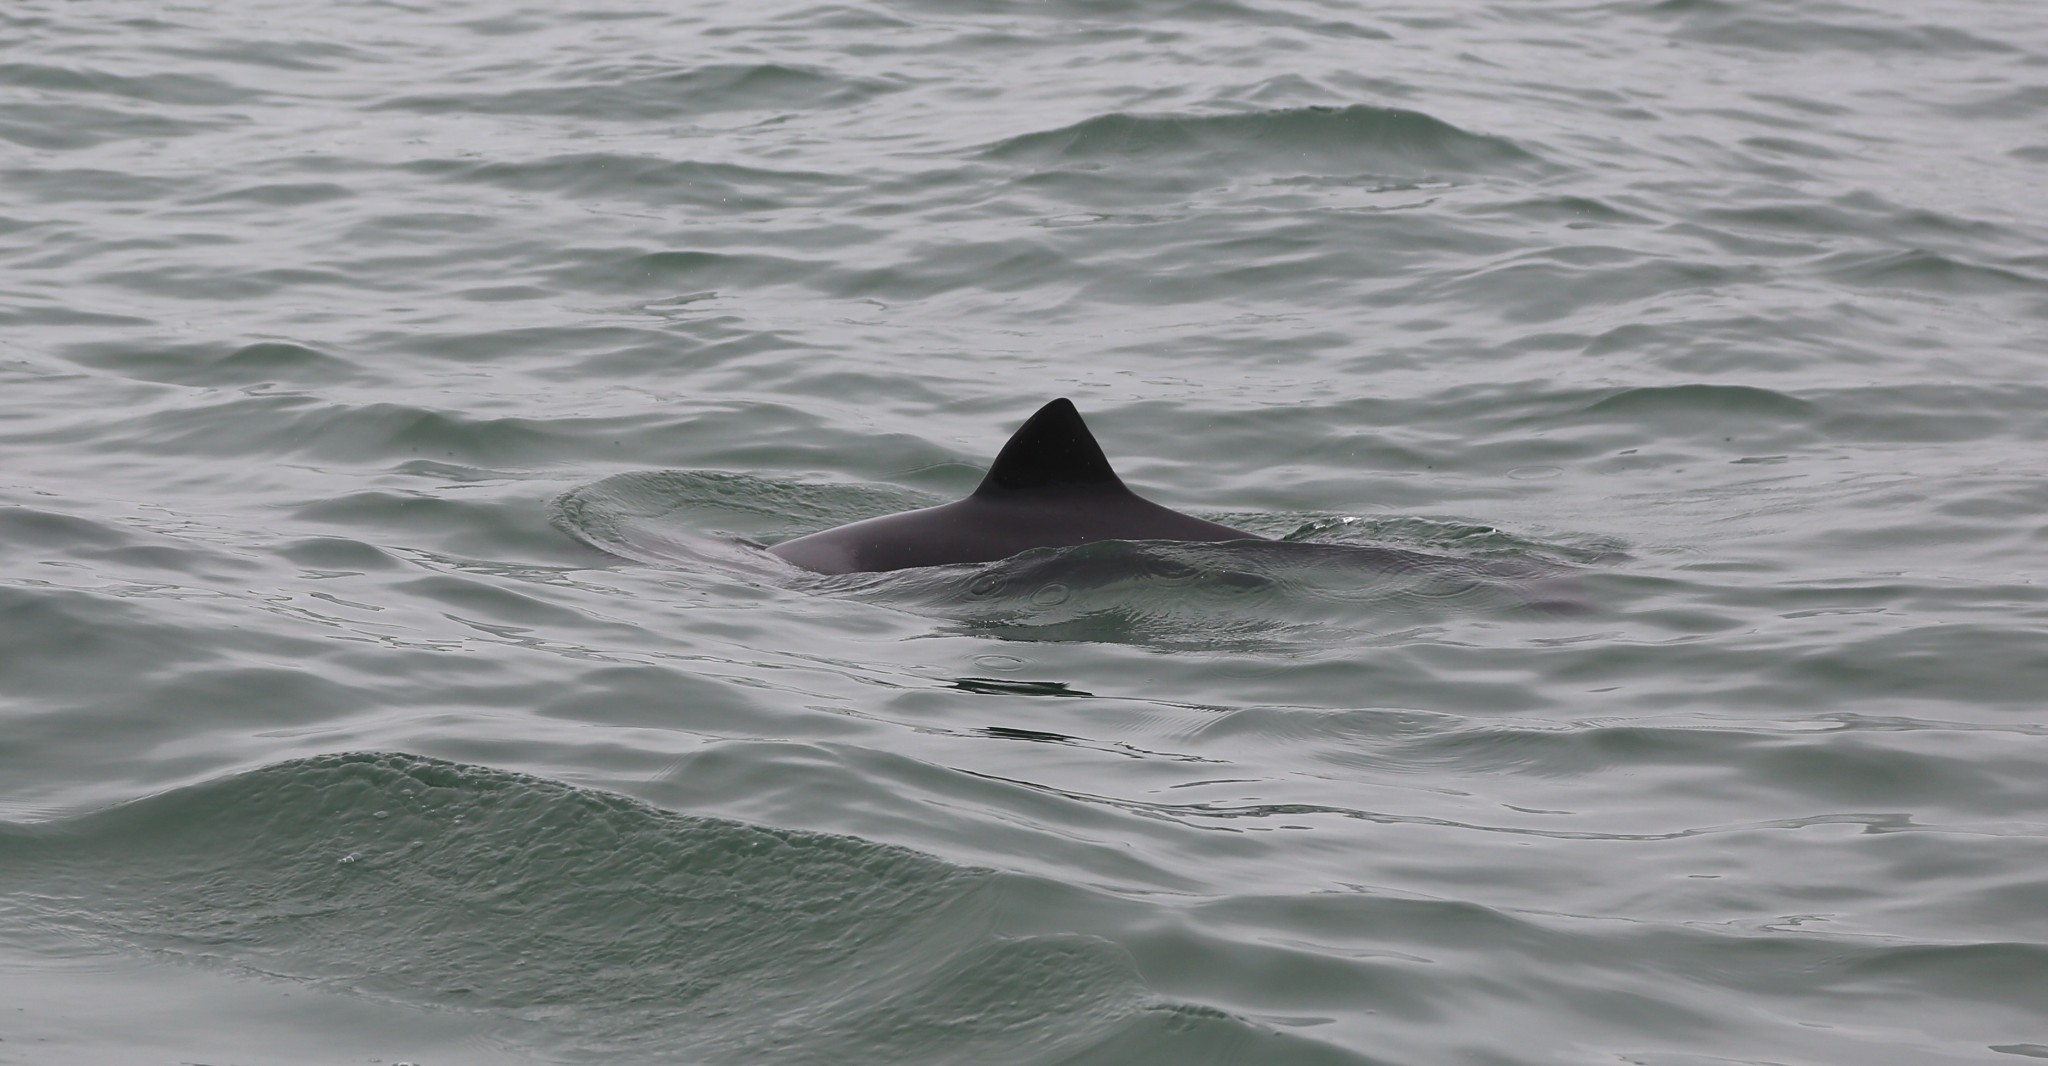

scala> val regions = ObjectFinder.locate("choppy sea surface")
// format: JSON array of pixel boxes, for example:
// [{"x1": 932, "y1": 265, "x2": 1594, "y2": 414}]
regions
[{"x1": 5, "y1": 0, "x2": 2048, "y2": 1062}]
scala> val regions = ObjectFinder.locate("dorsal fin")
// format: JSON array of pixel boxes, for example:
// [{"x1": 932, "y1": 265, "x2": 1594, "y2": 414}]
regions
[{"x1": 975, "y1": 398, "x2": 1128, "y2": 494}]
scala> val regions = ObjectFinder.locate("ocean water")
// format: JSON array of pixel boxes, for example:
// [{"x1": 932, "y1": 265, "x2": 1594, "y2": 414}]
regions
[{"x1": 4, "y1": 0, "x2": 2047, "y2": 1062}]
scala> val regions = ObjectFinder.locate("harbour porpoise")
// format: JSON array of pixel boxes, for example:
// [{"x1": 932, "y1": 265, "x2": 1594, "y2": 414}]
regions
[{"x1": 769, "y1": 399, "x2": 1260, "y2": 574}]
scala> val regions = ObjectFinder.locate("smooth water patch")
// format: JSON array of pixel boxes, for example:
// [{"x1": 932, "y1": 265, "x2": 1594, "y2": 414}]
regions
[{"x1": 551, "y1": 469, "x2": 1597, "y2": 649}]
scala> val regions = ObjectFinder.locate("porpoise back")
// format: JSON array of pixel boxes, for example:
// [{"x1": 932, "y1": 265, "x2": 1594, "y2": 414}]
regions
[{"x1": 769, "y1": 399, "x2": 1258, "y2": 574}]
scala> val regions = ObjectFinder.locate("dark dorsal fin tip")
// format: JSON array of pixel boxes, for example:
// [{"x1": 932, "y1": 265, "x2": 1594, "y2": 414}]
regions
[{"x1": 976, "y1": 397, "x2": 1126, "y2": 494}]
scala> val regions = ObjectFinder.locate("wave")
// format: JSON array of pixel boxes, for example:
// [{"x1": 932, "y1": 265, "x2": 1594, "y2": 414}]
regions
[
  {"x1": 983, "y1": 105, "x2": 1544, "y2": 177},
  {"x1": 375, "y1": 63, "x2": 902, "y2": 121},
  {"x1": 0, "y1": 751, "x2": 1369, "y2": 1065}
]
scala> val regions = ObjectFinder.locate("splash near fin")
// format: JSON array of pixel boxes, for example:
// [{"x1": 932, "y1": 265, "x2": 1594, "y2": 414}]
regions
[{"x1": 975, "y1": 398, "x2": 1127, "y2": 494}]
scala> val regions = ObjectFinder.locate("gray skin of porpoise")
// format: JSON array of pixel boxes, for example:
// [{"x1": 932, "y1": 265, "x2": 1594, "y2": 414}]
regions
[{"x1": 769, "y1": 398, "x2": 1259, "y2": 575}]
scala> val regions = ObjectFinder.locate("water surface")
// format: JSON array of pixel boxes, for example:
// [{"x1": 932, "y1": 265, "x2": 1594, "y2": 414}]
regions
[{"x1": 4, "y1": 0, "x2": 2048, "y2": 1063}]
